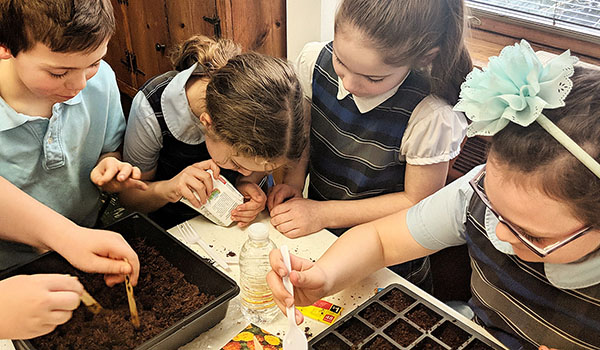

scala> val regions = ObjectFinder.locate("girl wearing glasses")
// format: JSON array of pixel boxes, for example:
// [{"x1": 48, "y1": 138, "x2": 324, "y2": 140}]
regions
[{"x1": 267, "y1": 41, "x2": 600, "y2": 350}]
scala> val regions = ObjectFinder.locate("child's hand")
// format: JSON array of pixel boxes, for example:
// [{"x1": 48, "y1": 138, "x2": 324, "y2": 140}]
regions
[
  {"x1": 52, "y1": 226, "x2": 140, "y2": 286},
  {"x1": 162, "y1": 160, "x2": 221, "y2": 208},
  {"x1": 0, "y1": 274, "x2": 83, "y2": 339},
  {"x1": 267, "y1": 249, "x2": 327, "y2": 325},
  {"x1": 269, "y1": 198, "x2": 324, "y2": 238},
  {"x1": 232, "y1": 182, "x2": 267, "y2": 227},
  {"x1": 267, "y1": 184, "x2": 302, "y2": 212},
  {"x1": 539, "y1": 346, "x2": 559, "y2": 350},
  {"x1": 91, "y1": 157, "x2": 147, "y2": 193}
]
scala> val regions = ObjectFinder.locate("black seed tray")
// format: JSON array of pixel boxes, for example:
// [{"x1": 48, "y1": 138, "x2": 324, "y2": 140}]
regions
[{"x1": 308, "y1": 283, "x2": 504, "y2": 350}]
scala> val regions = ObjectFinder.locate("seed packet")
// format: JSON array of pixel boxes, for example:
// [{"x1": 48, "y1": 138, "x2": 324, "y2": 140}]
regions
[
  {"x1": 221, "y1": 323, "x2": 282, "y2": 350},
  {"x1": 180, "y1": 170, "x2": 244, "y2": 226}
]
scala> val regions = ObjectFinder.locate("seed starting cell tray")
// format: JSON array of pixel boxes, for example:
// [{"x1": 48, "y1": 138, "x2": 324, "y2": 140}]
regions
[{"x1": 308, "y1": 283, "x2": 503, "y2": 350}]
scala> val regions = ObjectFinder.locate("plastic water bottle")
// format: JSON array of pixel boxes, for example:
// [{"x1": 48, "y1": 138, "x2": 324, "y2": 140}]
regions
[{"x1": 239, "y1": 223, "x2": 279, "y2": 323}]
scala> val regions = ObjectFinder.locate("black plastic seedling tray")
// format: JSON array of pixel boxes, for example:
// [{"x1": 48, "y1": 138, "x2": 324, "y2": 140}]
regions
[
  {"x1": 308, "y1": 283, "x2": 504, "y2": 350},
  {"x1": 0, "y1": 213, "x2": 239, "y2": 350}
]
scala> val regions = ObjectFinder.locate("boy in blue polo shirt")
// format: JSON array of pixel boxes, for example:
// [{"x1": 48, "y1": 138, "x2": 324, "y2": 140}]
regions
[{"x1": 0, "y1": 0, "x2": 145, "y2": 269}]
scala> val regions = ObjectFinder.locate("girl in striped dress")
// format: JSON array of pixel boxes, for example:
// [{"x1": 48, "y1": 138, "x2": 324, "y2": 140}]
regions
[
  {"x1": 268, "y1": 0, "x2": 471, "y2": 291},
  {"x1": 268, "y1": 41, "x2": 600, "y2": 349}
]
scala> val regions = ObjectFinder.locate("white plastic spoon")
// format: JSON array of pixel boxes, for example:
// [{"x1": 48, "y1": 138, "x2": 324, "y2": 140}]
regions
[{"x1": 280, "y1": 245, "x2": 308, "y2": 350}]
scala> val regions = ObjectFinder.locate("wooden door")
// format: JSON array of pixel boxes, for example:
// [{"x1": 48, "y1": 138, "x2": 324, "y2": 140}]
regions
[
  {"x1": 125, "y1": 0, "x2": 172, "y2": 87},
  {"x1": 165, "y1": 1, "x2": 219, "y2": 47},
  {"x1": 106, "y1": 0, "x2": 136, "y2": 96},
  {"x1": 218, "y1": 0, "x2": 286, "y2": 57}
]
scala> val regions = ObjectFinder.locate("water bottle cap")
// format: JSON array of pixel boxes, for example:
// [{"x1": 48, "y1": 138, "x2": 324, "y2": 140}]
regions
[{"x1": 247, "y1": 223, "x2": 269, "y2": 240}]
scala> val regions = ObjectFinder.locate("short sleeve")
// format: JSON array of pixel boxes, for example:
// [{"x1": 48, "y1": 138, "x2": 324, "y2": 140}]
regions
[
  {"x1": 122, "y1": 91, "x2": 163, "y2": 173},
  {"x1": 400, "y1": 95, "x2": 468, "y2": 165},
  {"x1": 294, "y1": 42, "x2": 327, "y2": 100},
  {"x1": 99, "y1": 61, "x2": 126, "y2": 154},
  {"x1": 405, "y1": 166, "x2": 482, "y2": 250}
]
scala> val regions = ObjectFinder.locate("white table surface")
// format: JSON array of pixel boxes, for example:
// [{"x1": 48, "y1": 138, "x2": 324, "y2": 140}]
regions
[{"x1": 0, "y1": 212, "x2": 506, "y2": 349}]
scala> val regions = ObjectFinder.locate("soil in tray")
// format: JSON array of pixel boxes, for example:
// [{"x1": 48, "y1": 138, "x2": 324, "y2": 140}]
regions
[
  {"x1": 381, "y1": 288, "x2": 415, "y2": 312},
  {"x1": 406, "y1": 304, "x2": 443, "y2": 331},
  {"x1": 30, "y1": 238, "x2": 216, "y2": 350},
  {"x1": 361, "y1": 335, "x2": 396, "y2": 350},
  {"x1": 464, "y1": 339, "x2": 495, "y2": 350},
  {"x1": 413, "y1": 337, "x2": 446, "y2": 350},
  {"x1": 313, "y1": 333, "x2": 350, "y2": 350},
  {"x1": 432, "y1": 321, "x2": 471, "y2": 349},
  {"x1": 384, "y1": 319, "x2": 421, "y2": 347},
  {"x1": 337, "y1": 317, "x2": 373, "y2": 345},
  {"x1": 359, "y1": 302, "x2": 395, "y2": 328}
]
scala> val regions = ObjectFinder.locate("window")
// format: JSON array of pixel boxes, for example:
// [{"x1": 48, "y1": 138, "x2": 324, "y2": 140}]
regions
[{"x1": 467, "y1": 0, "x2": 600, "y2": 61}]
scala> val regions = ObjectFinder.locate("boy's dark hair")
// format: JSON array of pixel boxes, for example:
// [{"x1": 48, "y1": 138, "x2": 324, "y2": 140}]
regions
[
  {"x1": 490, "y1": 66, "x2": 600, "y2": 228},
  {"x1": 335, "y1": 0, "x2": 472, "y2": 105},
  {"x1": 0, "y1": 0, "x2": 115, "y2": 56}
]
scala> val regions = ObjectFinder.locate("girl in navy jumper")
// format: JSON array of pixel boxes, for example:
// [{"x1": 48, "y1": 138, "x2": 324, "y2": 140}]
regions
[
  {"x1": 120, "y1": 36, "x2": 309, "y2": 229},
  {"x1": 268, "y1": 0, "x2": 471, "y2": 290}
]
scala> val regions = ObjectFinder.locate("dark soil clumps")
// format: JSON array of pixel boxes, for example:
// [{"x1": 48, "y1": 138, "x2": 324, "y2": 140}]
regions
[
  {"x1": 464, "y1": 339, "x2": 495, "y2": 349},
  {"x1": 337, "y1": 317, "x2": 373, "y2": 345},
  {"x1": 381, "y1": 288, "x2": 415, "y2": 312},
  {"x1": 30, "y1": 239, "x2": 215, "y2": 350},
  {"x1": 361, "y1": 335, "x2": 395, "y2": 350},
  {"x1": 359, "y1": 302, "x2": 395, "y2": 328},
  {"x1": 406, "y1": 304, "x2": 443, "y2": 330},
  {"x1": 414, "y1": 337, "x2": 445, "y2": 349},
  {"x1": 313, "y1": 334, "x2": 350, "y2": 350},
  {"x1": 384, "y1": 319, "x2": 420, "y2": 347},
  {"x1": 432, "y1": 321, "x2": 470, "y2": 349}
]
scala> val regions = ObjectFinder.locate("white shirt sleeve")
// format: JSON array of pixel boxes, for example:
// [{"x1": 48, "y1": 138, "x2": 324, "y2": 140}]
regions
[
  {"x1": 294, "y1": 42, "x2": 328, "y2": 100},
  {"x1": 405, "y1": 166, "x2": 482, "y2": 250},
  {"x1": 122, "y1": 91, "x2": 163, "y2": 173},
  {"x1": 400, "y1": 95, "x2": 468, "y2": 165}
]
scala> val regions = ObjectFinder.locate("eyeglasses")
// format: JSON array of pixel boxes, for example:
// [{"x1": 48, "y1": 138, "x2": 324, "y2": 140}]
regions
[{"x1": 469, "y1": 165, "x2": 593, "y2": 258}]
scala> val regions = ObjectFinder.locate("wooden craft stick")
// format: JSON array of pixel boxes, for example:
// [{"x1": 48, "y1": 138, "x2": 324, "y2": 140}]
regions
[
  {"x1": 124, "y1": 258, "x2": 140, "y2": 328},
  {"x1": 80, "y1": 289, "x2": 103, "y2": 314}
]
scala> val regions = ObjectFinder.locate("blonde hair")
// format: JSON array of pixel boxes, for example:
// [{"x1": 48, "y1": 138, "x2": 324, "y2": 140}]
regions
[
  {"x1": 335, "y1": 0, "x2": 472, "y2": 105},
  {"x1": 170, "y1": 36, "x2": 309, "y2": 167}
]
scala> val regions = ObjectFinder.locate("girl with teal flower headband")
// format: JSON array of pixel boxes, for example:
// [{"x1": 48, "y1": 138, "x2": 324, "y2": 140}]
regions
[{"x1": 267, "y1": 40, "x2": 600, "y2": 350}]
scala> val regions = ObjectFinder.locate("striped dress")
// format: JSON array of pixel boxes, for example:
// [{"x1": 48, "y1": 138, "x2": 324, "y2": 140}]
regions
[
  {"x1": 466, "y1": 194, "x2": 600, "y2": 349},
  {"x1": 308, "y1": 42, "x2": 430, "y2": 202}
]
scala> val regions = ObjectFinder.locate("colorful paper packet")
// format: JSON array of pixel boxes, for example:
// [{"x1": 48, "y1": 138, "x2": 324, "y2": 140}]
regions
[
  {"x1": 297, "y1": 299, "x2": 343, "y2": 325},
  {"x1": 221, "y1": 323, "x2": 282, "y2": 350}
]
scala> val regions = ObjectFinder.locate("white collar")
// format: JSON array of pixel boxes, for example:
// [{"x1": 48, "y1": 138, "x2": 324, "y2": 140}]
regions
[
  {"x1": 484, "y1": 208, "x2": 600, "y2": 289},
  {"x1": 336, "y1": 72, "x2": 409, "y2": 114},
  {"x1": 160, "y1": 63, "x2": 205, "y2": 144}
]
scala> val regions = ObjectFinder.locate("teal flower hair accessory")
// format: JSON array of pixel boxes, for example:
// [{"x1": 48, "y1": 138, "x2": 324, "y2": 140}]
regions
[{"x1": 454, "y1": 39, "x2": 600, "y2": 178}]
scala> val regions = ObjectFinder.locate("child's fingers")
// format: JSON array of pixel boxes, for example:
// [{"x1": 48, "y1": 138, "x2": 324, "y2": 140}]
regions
[
  {"x1": 116, "y1": 164, "x2": 133, "y2": 182},
  {"x1": 181, "y1": 185, "x2": 205, "y2": 207}
]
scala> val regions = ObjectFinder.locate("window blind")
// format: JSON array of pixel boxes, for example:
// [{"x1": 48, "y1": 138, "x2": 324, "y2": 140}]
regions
[{"x1": 467, "y1": 0, "x2": 600, "y2": 38}]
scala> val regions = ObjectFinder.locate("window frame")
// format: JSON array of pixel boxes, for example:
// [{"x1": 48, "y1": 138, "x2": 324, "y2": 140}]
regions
[{"x1": 466, "y1": 2, "x2": 600, "y2": 62}]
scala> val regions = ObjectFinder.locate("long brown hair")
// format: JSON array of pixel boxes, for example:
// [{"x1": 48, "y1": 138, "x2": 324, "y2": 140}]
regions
[
  {"x1": 489, "y1": 66, "x2": 600, "y2": 228},
  {"x1": 0, "y1": 0, "x2": 115, "y2": 55},
  {"x1": 335, "y1": 0, "x2": 472, "y2": 105},
  {"x1": 170, "y1": 35, "x2": 309, "y2": 167}
]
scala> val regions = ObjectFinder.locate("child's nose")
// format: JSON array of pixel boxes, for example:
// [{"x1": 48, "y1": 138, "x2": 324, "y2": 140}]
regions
[
  {"x1": 65, "y1": 71, "x2": 87, "y2": 92},
  {"x1": 342, "y1": 75, "x2": 359, "y2": 94},
  {"x1": 495, "y1": 223, "x2": 520, "y2": 245}
]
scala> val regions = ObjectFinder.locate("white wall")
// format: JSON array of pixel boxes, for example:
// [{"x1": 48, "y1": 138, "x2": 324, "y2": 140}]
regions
[{"x1": 286, "y1": 0, "x2": 341, "y2": 61}]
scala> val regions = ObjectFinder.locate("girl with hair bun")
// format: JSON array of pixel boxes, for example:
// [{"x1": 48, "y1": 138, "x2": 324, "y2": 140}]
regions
[{"x1": 120, "y1": 35, "x2": 309, "y2": 229}]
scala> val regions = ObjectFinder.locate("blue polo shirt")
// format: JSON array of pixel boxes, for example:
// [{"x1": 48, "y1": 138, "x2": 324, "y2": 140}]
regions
[{"x1": 0, "y1": 60, "x2": 125, "y2": 228}]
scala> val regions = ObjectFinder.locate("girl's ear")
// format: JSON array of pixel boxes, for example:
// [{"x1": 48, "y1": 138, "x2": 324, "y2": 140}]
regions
[
  {"x1": 420, "y1": 47, "x2": 440, "y2": 67},
  {"x1": 0, "y1": 46, "x2": 13, "y2": 59},
  {"x1": 199, "y1": 112, "x2": 213, "y2": 129}
]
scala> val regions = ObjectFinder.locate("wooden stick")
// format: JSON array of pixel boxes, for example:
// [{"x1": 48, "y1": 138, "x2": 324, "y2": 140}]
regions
[
  {"x1": 80, "y1": 289, "x2": 103, "y2": 314},
  {"x1": 124, "y1": 259, "x2": 140, "y2": 328}
]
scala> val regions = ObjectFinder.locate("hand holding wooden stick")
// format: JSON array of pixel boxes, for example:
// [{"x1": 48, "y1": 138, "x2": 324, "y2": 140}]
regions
[
  {"x1": 80, "y1": 289, "x2": 103, "y2": 314},
  {"x1": 124, "y1": 258, "x2": 140, "y2": 328}
]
